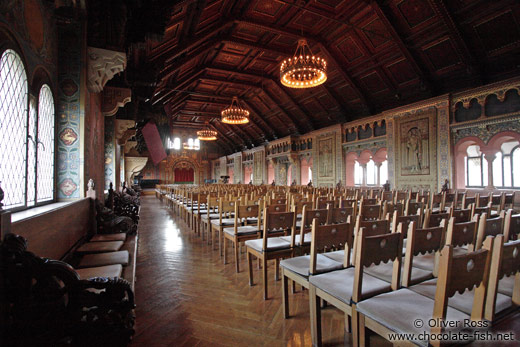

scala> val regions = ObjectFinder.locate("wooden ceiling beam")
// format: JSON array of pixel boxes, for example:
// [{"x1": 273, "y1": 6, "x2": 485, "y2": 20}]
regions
[
  {"x1": 203, "y1": 67, "x2": 316, "y2": 130},
  {"x1": 150, "y1": 19, "x2": 233, "y2": 63},
  {"x1": 198, "y1": 77, "x2": 302, "y2": 132},
  {"x1": 179, "y1": 108, "x2": 266, "y2": 141},
  {"x1": 429, "y1": 0, "x2": 482, "y2": 82},
  {"x1": 369, "y1": 2, "x2": 435, "y2": 94}
]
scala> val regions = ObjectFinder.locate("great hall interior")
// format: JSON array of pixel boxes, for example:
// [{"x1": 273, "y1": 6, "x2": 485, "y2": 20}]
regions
[{"x1": 1, "y1": 1, "x2": 520, "y2": 346}]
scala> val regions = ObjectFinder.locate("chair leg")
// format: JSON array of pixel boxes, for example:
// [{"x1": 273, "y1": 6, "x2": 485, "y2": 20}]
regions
[
  {"x1": 234, "y1": 239, "x2": 240, "y2": 273},
  {"x1": 262, "y1": 256, "x2": 268, "y2": 300},
  {"x1": 223, "y1": 237, "x2": 227, "y2": 264},
  {"x1": 352, "y1": 306, "x2": 359, "y2": 347},
  {"x1": 291, "y1": 280, "x2": 296, "y2": 294},
  {"x1": 309, "y1": 285, "x2": 322, "y2": 347},
  {"x1": 274, "y1": 258, "x2": 280, "y2": 281},
  {"x1": 247, "y1": 251, "x2": 254, "y2": 286},
  {"x1": 358, "y1": 313, "x2": 368, "y2": 347},
  {"x1": 282, "y1": 272, "x2": 289, "y2": 319}
]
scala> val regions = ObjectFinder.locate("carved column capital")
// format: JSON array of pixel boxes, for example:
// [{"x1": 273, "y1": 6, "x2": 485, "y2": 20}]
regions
[{"x1": 87, "y1": 47, "x2": 127, "y2": 93}]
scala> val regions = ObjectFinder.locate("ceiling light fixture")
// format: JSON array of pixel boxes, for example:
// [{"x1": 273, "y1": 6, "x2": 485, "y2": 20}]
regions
[
  {"x1": 221, "y1": 96, "x2": 250, "y2": 124},
  {"x1": 280, "y1": 39, "x2": 327, "y2": 89},
  {"x1": 197, "y1": 123, "x2": 218, "y2": 141}
]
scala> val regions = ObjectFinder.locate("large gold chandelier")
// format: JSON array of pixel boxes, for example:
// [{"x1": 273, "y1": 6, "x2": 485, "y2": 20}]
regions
[
  {"x1": 197, "y1": 125, "x2": 218, "y2": 141},
  {"x1": 280, "y1": 39, "x2": 327, "y2": 89},
  {"x1": 221, "y1": 96, "x2": 250, "y2": 124}
]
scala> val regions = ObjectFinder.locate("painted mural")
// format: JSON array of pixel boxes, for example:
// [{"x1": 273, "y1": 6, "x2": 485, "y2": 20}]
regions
[
  {"x1": 318, "y1": 137, "x2": 334, "y2": 178},
  {"x1": 400, "y1": 117, "x2": 430, "y2": 176},
  {"x1": 57, "y1": 21, "x2": 82, "y2": 199},
  {"x1": 104, "y1": 117, "x2": 115, "y2": 189}
]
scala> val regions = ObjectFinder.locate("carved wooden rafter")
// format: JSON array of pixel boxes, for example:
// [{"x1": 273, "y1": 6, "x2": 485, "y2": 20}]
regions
[
  {"x1": 87, "y1": 47, "x2": 127, "y2": 93},
  {"x1": 102, "y1": 87, "x2": 132, "y2": 116}
]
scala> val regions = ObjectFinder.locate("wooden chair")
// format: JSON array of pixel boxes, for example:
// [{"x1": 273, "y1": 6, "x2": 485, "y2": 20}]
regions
[
  {"x1": 422, "y1": 209, "x2": 449, "y2": 228},
  {"x1": 309, "y1": 229, "x2": 403, "y2": 346},
  {"x1": 448, "y1": 206, "x2": 472, "y2": 223},
  {"x1": 200, "y1": 196, "x2": 219, "y2": 243},
  {"x1": 265, "y1": 203, "x2": 287, "y2": 213},
  {"x1": 405, "y1": 200, "x2": 424, "y2": 217},
  {"x1": 381, "y1": 201, "x2": 404, "y2": 220},
  {"x1": 210, "y1": 200, "x2": 237, "y2": 255},
  {"x1": 245, "y1": 209, "x2": 295, "y2": 299},
  {"x1": 192, "y1": 193, "x2": 207, "y2": 236},
  {"x1": 327, "y1": 206, "x2": 354, "y2": 224},
  {"x1": 281, "y1": 219, "x2": 352, "y2": 318},
  {"x1": 471, "y1": 202, "x2": 491, "y2": 218},
  {"x1": 357, "y1": 239, "x2": 493, "y2": 347},
  {"x1": 474, "y1": 212, "x2": 504, "y2": 251},
  {"x1": 281, "y1": 205, "x2": 328, "y2": 253},
  {"x1": 504, "y1": 209, "x2": 520, "y2": 241},
  {"x1": 402, "y1": 222, "x2": 444, "y2": 287},
  {"x1": 358, "y1": 202, "x2": 382, "y2": 221},
  {"x1": 223, "y1": 203, "x2": 262, "y2": 272},
  {"x1": 485, "y1": 235, "x2": 520, "y2": 321}
]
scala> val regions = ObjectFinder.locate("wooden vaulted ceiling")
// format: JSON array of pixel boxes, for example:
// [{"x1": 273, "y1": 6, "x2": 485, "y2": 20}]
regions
[{"x1": 143, "y1": 0, "x2": 520, "y2": 153}]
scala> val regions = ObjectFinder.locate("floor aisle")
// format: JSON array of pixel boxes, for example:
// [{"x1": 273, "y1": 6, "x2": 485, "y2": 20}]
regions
[
  {"x1": 130, "y1": 196, "x2": 520, "y2": 347},
  {"x1": 130, "y1": 196, "x2": 345, "y2": 346}
]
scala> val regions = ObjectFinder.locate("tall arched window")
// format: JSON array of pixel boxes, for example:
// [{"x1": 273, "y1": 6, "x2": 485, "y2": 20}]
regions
[
  {"x1": 491, "y1": 141, "x2": 520, "y2": 188},
  {"x1": 36, "y1": 85, "x2": 55, "y2": 201},
  {"x1": 465, "y1": 145, "x2": 488, "y2": 187},
  {"x1": 0, "y1": 50, "x2": 56, "y2": 210},
  {"x1": 0, "y1": 49, "x2": 28, "y2": 208}
]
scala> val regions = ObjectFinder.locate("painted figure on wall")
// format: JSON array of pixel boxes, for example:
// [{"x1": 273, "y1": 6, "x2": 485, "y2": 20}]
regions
[
  {"x1": 400, "y1": 118, "x2": 430, "y2": 176},
  {"x1": 406, "y1": 127, "x2": 422, "y2": 172},
  {"x1": 318, "y1": 138, "x2": 333, "y2": 177}
]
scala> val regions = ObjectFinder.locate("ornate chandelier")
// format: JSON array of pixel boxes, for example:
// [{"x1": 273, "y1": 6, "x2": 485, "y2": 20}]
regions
[
  {"x1": 280, "y1": 39, "x2": 327, "y2": 89},
  {"x1": 221, "y1": 96, "x2": 250, "y2": 124},
  {"x1": 197, "y1": 126, "x2": 217, "y2": 141}
]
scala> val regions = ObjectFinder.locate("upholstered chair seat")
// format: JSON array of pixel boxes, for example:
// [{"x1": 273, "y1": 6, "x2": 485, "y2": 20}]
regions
[
  {"x1": 280, "y1": 254, "x2": 342, "y2": 277},
  {"x1": 75, "y1": 264, "x2": 123, "y2": 279},
  {"x1": 76, "y1": 241, "x2": 124, "y2": 253},
  {"x1": 78, "y1": 250, "x2": 129, "y2": 268},
  {"x1": 309, "y1": 268, "x2": 391, "y2": 304},
  {"x1": 244, "y1": 238, "x2": 291, "y2": 252}
]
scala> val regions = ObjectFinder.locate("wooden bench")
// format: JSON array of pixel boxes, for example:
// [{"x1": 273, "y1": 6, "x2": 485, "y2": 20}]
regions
[{"x1": 0, "y1": 187, "x2": 139, "y2": 345}]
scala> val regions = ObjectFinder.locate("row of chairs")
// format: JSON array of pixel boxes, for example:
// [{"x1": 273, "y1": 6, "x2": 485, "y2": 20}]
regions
[{"x1": 157, "y1": 184, "x2": 519, "y2": 346}]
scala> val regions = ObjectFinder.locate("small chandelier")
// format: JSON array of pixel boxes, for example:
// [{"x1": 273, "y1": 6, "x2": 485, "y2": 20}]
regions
[
  {"x1": 280, "y1": 39, "x2": 327, "y2": 89},
  {"x1": 197, "y1": 125, "x2": 217, "y2": 141},
  {"x1": 221, "y1": 96, "x2": 250, "y2": 124}
]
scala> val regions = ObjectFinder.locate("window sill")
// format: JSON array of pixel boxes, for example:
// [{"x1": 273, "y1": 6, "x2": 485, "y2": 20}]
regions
[{"x1": 11, "y1": 201, "x2": 76, "y2": 223}]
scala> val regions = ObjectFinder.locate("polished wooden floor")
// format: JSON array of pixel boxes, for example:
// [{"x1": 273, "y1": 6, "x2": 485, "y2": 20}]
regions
[{"x1": 131, "y1": 196, "x2": 520, "y2": 346}]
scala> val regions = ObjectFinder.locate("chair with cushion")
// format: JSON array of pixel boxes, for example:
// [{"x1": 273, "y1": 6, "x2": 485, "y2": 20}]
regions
[
  {"x1": 357, "y1": 238, "x2": 493, "y2": 347},
  {"x1": 309, "y1": 229, "x2": 403, "y2": 346},
  {"x1": 281, "y1": 219, "x2": 352, "y2": 318},
  {"x1": 485, "y1": 235, "x2": 520, "y2": 321},
  {"x1": 223, "y1": 203, "x2": 262, "y2": 272},
  {"x1": 210, "y1": 200, "x2": 237, "y2": 254},
  {"x1": 200, "y1": 196, "x2": 219, "y2": 244},
  {"x1": 245, "y1": 209, "x2": 295, "y2": 299}
]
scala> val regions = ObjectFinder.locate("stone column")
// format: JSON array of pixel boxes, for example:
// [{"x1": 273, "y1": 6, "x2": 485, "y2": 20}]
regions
[
  {"x1": 483, "y1": 151, "x2": 497, "y2": 189},
  {"x1": 375, "y1": 162, "x2": 383, "y2": 186},
  {"x1": 357, "y1": 158, "x2": 369, "y2": 187}
]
